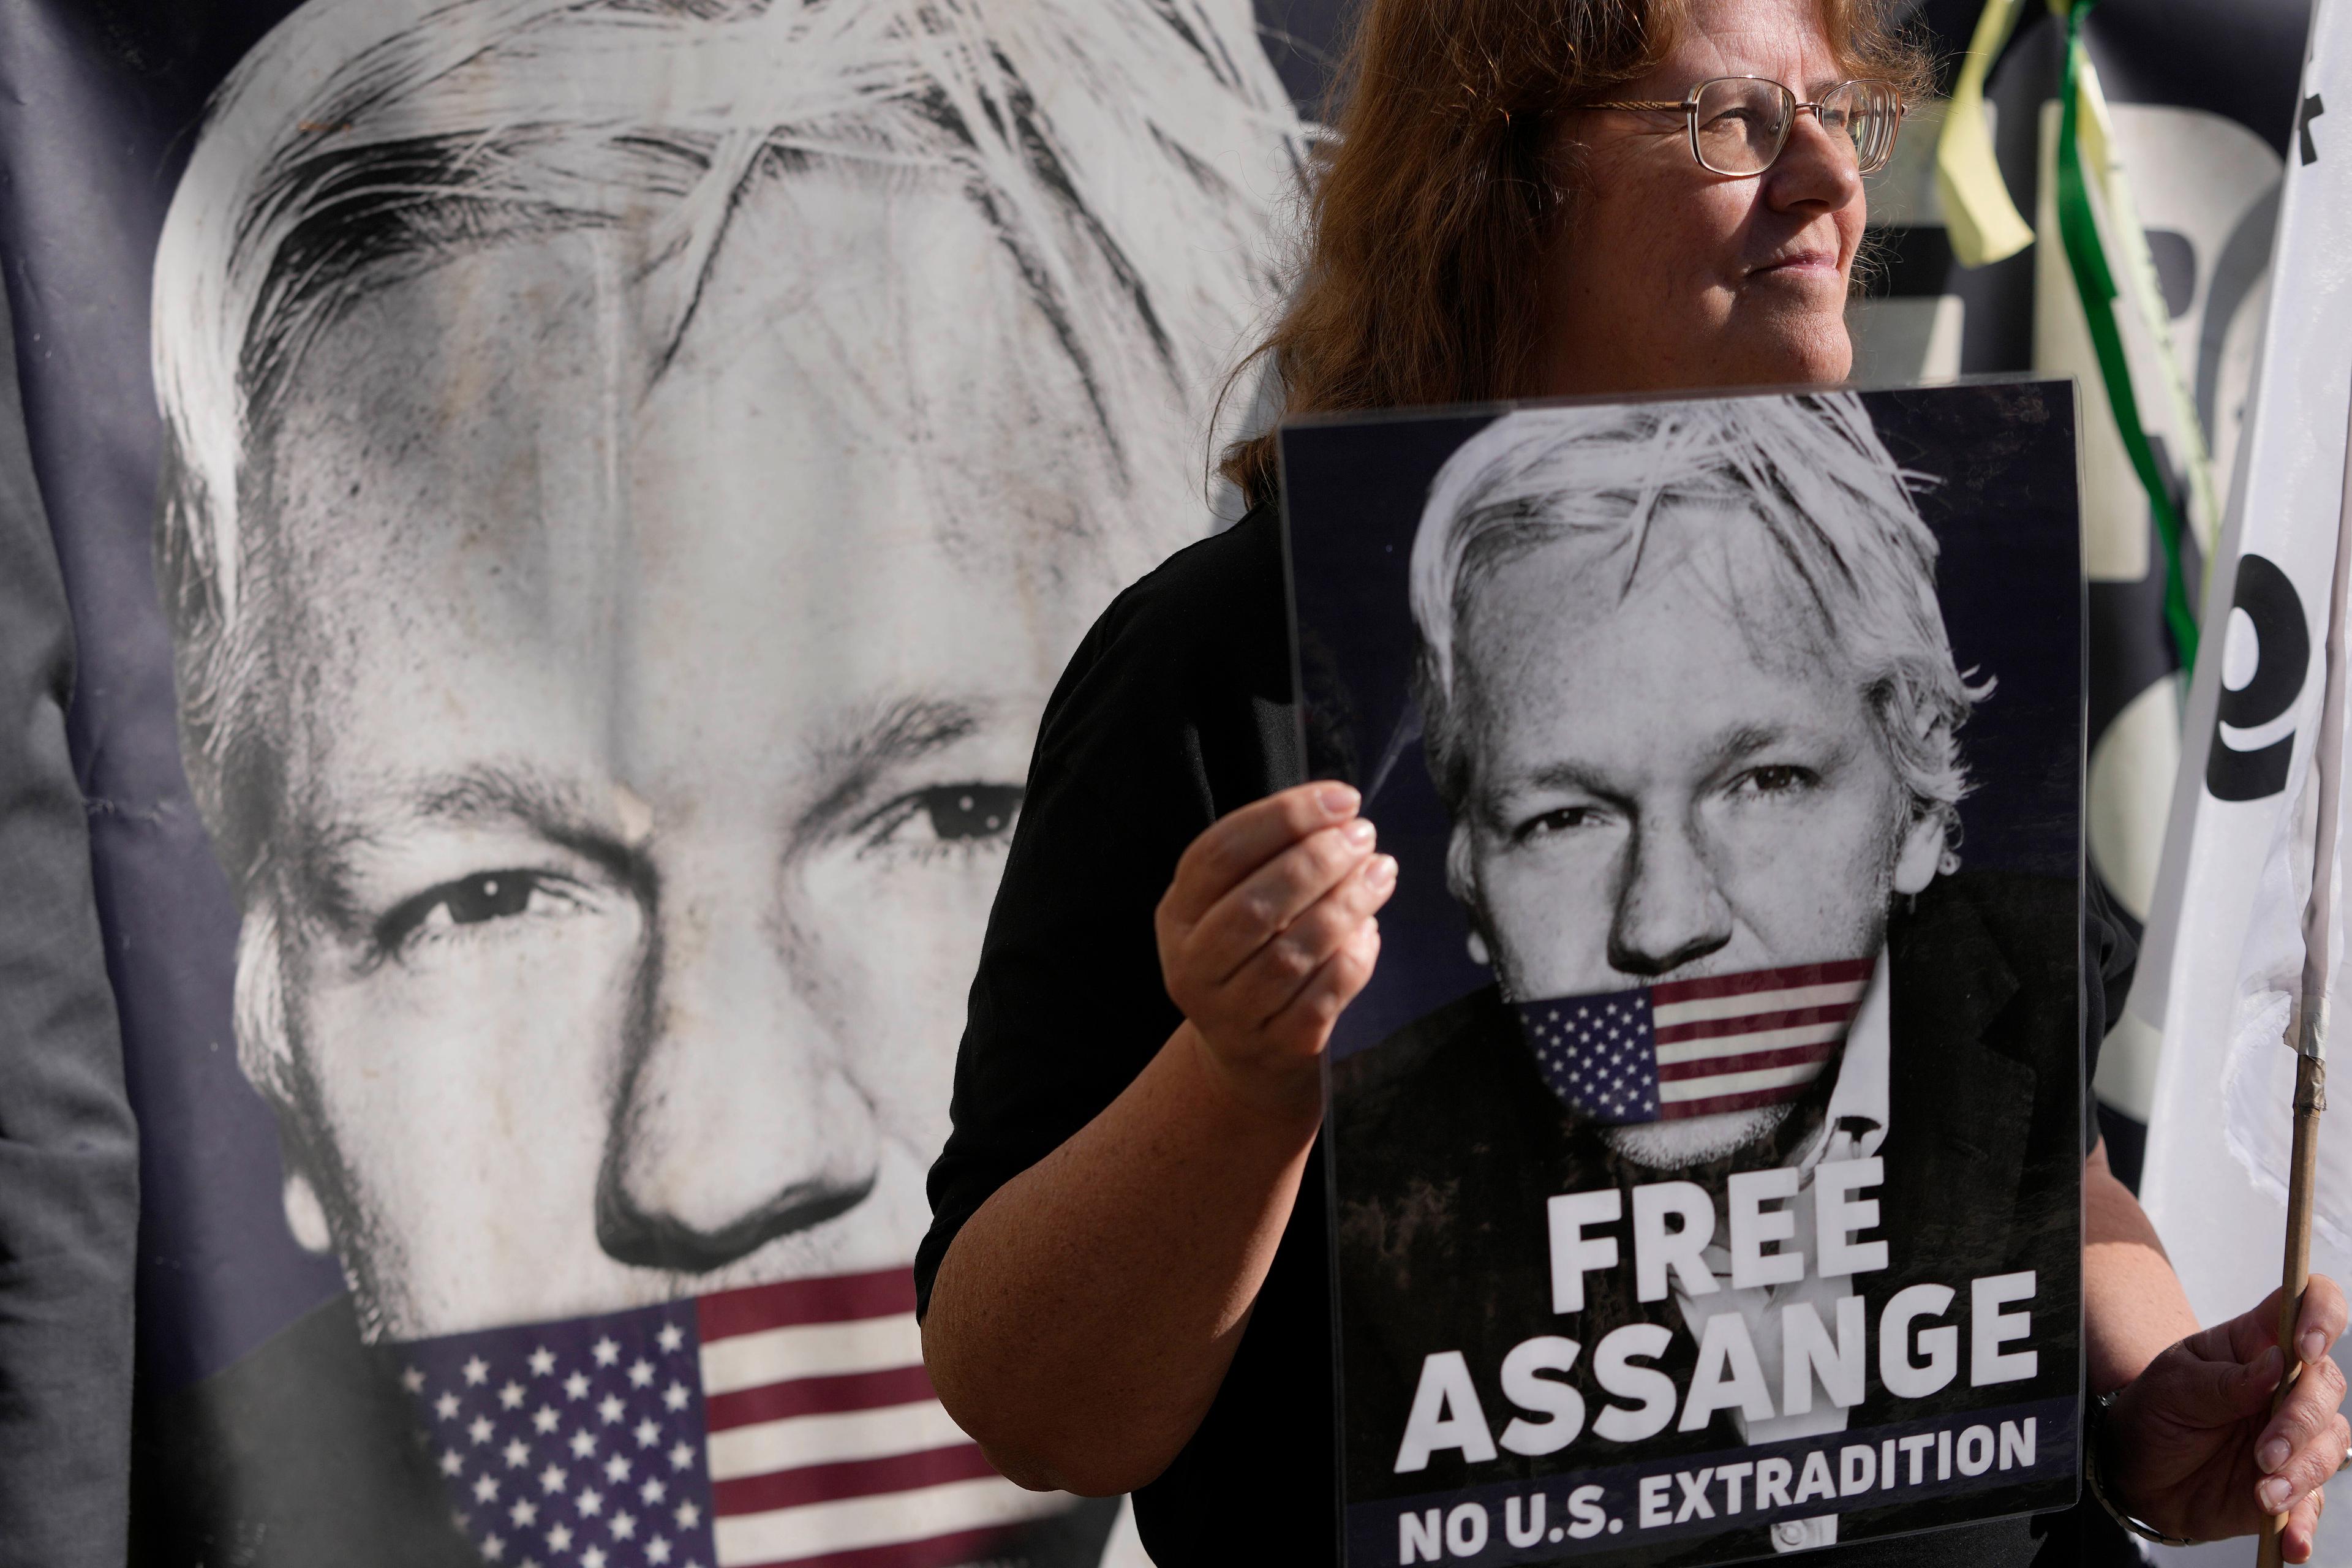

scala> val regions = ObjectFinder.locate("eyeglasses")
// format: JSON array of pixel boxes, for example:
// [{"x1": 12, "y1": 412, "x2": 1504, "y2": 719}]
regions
[{"x1": 1580, "y1": 77, "x2": 1907, "y2": 177}]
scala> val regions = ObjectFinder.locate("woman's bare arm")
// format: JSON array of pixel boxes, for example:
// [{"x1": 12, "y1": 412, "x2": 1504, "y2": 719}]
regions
[
  {"x1": 921, "y1": 783, "x2": 1393, "y2": 1496},
  {"x1": 2085, "y1": 1138, "x2": 2196, "y2": 1393}
]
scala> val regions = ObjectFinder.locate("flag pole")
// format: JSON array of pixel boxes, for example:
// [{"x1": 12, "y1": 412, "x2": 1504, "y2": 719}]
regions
[{"x1": 2255, "y1": 393, "x2": 2352, "y2": 1567}]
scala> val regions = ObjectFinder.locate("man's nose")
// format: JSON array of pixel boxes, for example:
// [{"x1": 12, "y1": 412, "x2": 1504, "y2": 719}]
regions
[
  {"x1": 1607, "y1": 815, "x2": 1734, "y2": 978},
  {"x1": 598, "y1": 881, "x2": 879, "y2": 1275}
]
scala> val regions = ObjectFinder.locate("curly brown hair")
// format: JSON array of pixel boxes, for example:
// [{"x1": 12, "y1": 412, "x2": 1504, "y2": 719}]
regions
[{"x1": 1220, "y1": 0, "x2": 1931, "y2": 502}]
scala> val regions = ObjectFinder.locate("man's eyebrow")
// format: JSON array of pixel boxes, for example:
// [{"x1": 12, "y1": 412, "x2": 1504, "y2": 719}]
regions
[
  {"x1": 293, "y1": 764, "x2": 627, "y2": 929},
  {"x1": 1710, "y1": 723, "x2": 1789, "y2": 764},
  {"x1": 406, "y1": 765, "x2": 603, "y2": 831},
  {"x1": 1498, "y1": 760, "x2": 1623, "y2": 798},
  {"x1": 1705, "y1": 720, "x2": 1858, "y2": 771},
  {"x1": 791, "y1": 697, "x2": 986, "y2": 848},
  {"x1": 1476, "y1": 760, "x2": 1627, "y2": 830}
]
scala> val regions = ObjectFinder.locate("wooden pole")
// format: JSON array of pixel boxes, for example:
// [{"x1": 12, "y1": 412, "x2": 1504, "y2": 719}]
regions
[
  {"x1": 2258, "y1": 1055, "x2": 2328, "y2": 1568},
  {"x1": 2255, "y1": 383, "x2": 2352, "y2": 1566}
]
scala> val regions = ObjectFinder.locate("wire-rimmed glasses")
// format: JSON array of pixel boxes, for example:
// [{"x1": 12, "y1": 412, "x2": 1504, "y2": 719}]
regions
[{"x1": 1581, "y1": 77, "x2": 1907, "y2": 177}]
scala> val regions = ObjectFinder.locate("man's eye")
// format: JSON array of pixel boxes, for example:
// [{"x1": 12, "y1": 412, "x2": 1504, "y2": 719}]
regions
[
  {"x1": 1735, "y1": 764, "x2": 1817, "y2": 797},
  {"x1": 861, "y1": 783, "x2": 1024, "y2": 854},
  {"x1": 376, "y1": 870, "x2": 580, "y2": 950},
  {"x1": 1515, "y1": 804, "x2": 1608, "y2": 843},
  {"x1": 925, "y1": 785, "x2": 1022, "y2": 840}
]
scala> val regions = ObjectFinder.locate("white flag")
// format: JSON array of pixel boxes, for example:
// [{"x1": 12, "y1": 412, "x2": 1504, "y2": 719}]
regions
[{"x1": 2139, "y1": 0, "x2": 2352, "y2": 1321}]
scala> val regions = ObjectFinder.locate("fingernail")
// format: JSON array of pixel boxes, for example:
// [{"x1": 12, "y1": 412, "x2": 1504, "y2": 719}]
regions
[
  {"x1": 1367, "y1": 854, "x2": 1398, "y2": 888},
  {"x1": 2261, "y1": 1436, "x2": 2291, "y2": 1472},
  {"x1": 2261, "y1": 1477, "x2": 2292, "y2": 1512},
  {"x1": 2303, "y1": 1330, "x2": 2328, "y2": 1363},
  {"x1": 1319, "y1": 785, "x2": 1360, "y2": 817},
  {"x1": 1342, "y1": 818, "x2": 1376, "y2": 848}
]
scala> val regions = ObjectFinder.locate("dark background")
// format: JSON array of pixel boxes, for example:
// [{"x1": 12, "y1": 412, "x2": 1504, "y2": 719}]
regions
[{"x1": 1283, "y1": 382, "x2": 2086, "y2": 1058}]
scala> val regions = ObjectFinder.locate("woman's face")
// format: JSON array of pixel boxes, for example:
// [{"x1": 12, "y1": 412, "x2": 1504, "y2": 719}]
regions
[{"x1": 1538, "y1": 0, "x2": 1867, "y2": 396}]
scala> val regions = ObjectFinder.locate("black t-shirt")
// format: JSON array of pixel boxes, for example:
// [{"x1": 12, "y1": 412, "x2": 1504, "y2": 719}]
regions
[{"x1": 916, "y1": 500, "x2": 2141, "y2": 1567}]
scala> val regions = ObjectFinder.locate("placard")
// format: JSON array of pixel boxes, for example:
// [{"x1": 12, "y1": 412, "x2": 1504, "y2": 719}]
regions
[{"x1": 1283, "y1": 382, "x2": 2084, "y2": 1566}]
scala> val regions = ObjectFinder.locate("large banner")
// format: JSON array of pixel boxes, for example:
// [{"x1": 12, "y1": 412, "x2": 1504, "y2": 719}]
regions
[
  {"x1": 1286, "y1": 383, "x2": 2085, "y2": 1565},
  {"x1": 0, "y1": 2, "x2": 1301, "y2": 1563}
]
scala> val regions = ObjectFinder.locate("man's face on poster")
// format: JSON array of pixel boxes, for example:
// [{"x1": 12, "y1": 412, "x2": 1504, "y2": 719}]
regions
[
  {"x1": 238, "y1": 167, "x2": 1172, "y2": 1341},
  {"x1": 1446, "y1": 501, "x2": 1946, "y2": 1163}
]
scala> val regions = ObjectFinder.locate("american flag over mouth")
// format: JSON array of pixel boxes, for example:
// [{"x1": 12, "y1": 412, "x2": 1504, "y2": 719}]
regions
[
  {"x1": 396, "y1": 1267, "x2": 1068, "y2": 1568},
  {"x1": 1515, "y1": 958, "x2": 1874, "y2": 1126}
]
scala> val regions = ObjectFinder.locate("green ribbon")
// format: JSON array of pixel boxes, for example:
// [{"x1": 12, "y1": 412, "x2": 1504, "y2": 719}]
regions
[{"x1": 2054, "y1": 0, "x2": 2200, "y2": 668}]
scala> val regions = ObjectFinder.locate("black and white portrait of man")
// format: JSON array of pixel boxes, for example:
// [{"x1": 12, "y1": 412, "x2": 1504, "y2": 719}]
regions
[
  {"x1": 143, "y1": 1, "x2": 1300, "y2": 1562},
  {"x1": 1312, "y1": 391, "x2": 2085, "y2": 1559}
]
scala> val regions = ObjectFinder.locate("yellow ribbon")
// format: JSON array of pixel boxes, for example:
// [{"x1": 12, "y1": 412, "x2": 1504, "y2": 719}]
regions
[{"x1": 1934, "y1": 0, "x2": 2035, "y2": 265}]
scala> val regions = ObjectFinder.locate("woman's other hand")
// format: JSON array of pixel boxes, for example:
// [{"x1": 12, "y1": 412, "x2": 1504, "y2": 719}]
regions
[
  {"x1": 1155, "y1": 782, "x2": 1396, "y2": 1121},
  {"x1": 2106, "y1": 1275, "x2": 2350, "y2": 1559}
]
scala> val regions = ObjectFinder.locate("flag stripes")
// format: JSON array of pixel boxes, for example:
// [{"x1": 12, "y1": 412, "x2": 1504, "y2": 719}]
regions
[
  {"x1": 1518, "y1": 959, "x2": 1871, "y2": 1125},
  {"x1": 698, "y1": 1268, "x2": 1065, "y2": 1567}
]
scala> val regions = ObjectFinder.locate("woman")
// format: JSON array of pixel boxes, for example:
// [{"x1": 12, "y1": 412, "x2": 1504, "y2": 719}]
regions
[{"x1": 918, "y1": 0, "x2": 2352, "y2": 1562}]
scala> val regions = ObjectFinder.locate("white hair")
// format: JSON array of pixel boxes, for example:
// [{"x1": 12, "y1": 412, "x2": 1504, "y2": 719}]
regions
[
  {"x1": 1408, "y1": 395, "x2": 1988, "y2": 855},
  {"x1": 152, "y1": 0, "x2": 1302, "y2": 873}
]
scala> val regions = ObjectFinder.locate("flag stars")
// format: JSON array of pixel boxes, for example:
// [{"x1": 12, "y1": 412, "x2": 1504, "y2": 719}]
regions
[{"x1": 405, "y1": 1315, "x2": 738, "y2": 1567}]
